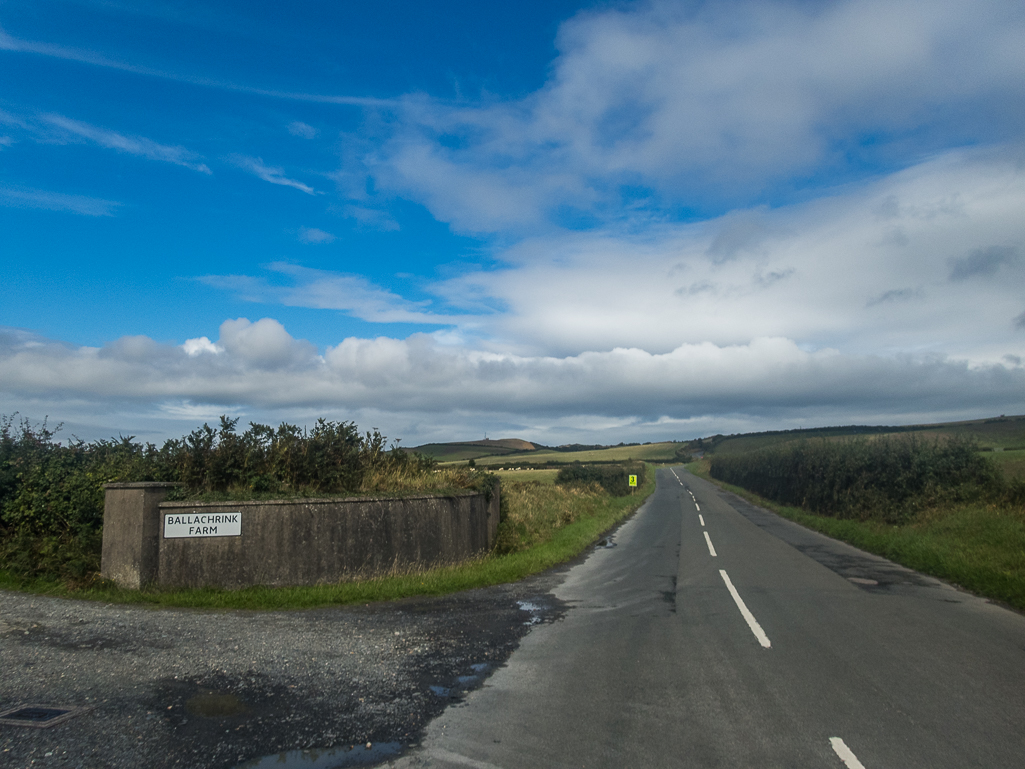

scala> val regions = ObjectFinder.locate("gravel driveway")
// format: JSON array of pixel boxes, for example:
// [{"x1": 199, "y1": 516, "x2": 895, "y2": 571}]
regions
[{"x1": 0, "y1": 567, "x2": 569, "y2": 769}]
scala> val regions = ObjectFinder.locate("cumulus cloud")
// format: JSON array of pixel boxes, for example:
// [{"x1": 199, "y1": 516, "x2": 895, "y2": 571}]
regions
[
  {"x1": 182, "y1": 336, "x2": 223, "y2": 356},
  {"x1": 354, "y1": 0, "x2": 1025, "y2": 234},
  {"x1": 227, "y1": 154, "x2": 317, "y2": 194},
  {"x1": 1, "y1": 324, "x2": 1022, "y2": 438},
  {"x1": 428, "y1": 148, "x2": 1025, "y2": 365},
  {"x1": 217, "y1": 318, "x2": 319, "y2": 369}
]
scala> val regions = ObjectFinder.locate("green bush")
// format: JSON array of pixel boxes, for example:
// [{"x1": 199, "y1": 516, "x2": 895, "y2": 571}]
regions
[
  {"x1": 709, "y1": 435, "x2": 1002, "y2": 522},
  {"x1": 556, "y1": 462, "x2": 646, "y2": 496},
  {"x1": 0, "y1": 413, "x2": 466, "y2": 583}
]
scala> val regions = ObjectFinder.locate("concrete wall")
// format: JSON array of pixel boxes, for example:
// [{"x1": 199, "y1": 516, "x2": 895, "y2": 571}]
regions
[
  {"x1": 101, "y1": 484, "x2": 500, "y2": 589},
  {"x1": 100, "y1": 483, "x2": 179, "y2": 589}
]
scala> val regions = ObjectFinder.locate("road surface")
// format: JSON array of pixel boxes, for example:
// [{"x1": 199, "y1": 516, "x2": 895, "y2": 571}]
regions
[{"x1": 387, "y1": 466, "x2": 1025, "y2": 768}]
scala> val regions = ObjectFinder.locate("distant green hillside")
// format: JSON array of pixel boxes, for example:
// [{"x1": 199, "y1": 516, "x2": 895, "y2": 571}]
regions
[
  {"x1": 410, "y1": 438, "x2": 536, "y2": 462},
  {"x1": 415, "y1": 415, "x2": 1025, "y2": 470},
  {"x1": 697, "y1": 415, "x2": 1025, "y2": 455}
]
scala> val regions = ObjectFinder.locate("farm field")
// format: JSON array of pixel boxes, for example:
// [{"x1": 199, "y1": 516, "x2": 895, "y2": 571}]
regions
[
  {"x1": 470, "y1": 441, "x2": 680, "y2": 466},
  {"x1": 492, "y1": 468, "x2": 560, "y2": 484},
  {"x1": 409, "y1": 438, "x2": 534, "y2": 462},
  {"x1": 990, "y1": 449, "x2": 1025, "y2": 481}
]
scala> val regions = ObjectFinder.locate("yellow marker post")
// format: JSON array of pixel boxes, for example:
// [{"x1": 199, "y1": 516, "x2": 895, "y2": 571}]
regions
[{"x1": 629, "y1": 474, "x2": 638, "y2": 494}]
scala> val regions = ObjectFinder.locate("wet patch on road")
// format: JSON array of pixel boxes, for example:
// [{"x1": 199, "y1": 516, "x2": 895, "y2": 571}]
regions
[{"x1": 716, "y1": 490, "x2": 947, "y2": 593}]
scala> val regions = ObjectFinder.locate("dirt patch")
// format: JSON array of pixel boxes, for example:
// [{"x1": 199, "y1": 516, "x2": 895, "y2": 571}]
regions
[{"x1": 0, "y1": 572, "x2": 569, "y2": 769}]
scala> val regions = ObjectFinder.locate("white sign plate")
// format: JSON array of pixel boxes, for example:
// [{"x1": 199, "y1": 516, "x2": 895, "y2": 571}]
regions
[{"x1": 164, "y1": 513, "x2": 241, "y2": 538}]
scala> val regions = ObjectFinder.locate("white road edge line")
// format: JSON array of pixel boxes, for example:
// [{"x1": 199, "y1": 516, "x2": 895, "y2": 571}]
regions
[
  {"x1": 829, "y1": 737, "x2": 867, "y2": 769},
  {"x1": 699, "y1": 514, "x2": 705, "y2": 526},
  {"x1": 719, "y1": 569, "x2": 771, "y2": 649},
  {"x1": 703, "y1": 531, "x2": 717, "y2": 556},
  {"x1": 428, "y1": 748, "x2": 508, "y2": 769}
]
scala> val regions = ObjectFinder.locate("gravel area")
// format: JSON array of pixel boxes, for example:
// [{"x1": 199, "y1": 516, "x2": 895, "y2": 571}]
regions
[{"x1": 0, "y1": 568, "x2": 570, "y2": 769}]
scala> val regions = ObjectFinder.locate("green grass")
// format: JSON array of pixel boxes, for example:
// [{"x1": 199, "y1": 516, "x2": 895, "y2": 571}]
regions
[
  {"x1": 470, "y1": 442, "x2": 680, "y2": 466},
  {"x1": 988, "y1": 449, "x2": 1025, "y2": 481},
  {"x1": 409, "y1": 444, "x2": 519, "y2": 462},
  {"x1": 0, "y1": 468, "x2": 657, "y2": 610},
  {"x1": 492, "y1": 468, "x2": 560, "y2": 484},
  {"x1": 688, "y1": 460, "x2": 1025, "y2": 611}
]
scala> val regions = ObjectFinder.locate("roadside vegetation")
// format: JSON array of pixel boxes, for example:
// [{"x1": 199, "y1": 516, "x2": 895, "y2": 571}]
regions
[
  {"x1": 492, "y1": 468, "x2": 559, "y2": 484},
  {"x1": 0, "y1": 414, "x2": 490, "y2": 586},
  {"x1": 0, "y1": 413, "x2": 656, "y2": 608},
  {"x1": 693, "y1": 435, "x2": 1025, "y2": 610}
]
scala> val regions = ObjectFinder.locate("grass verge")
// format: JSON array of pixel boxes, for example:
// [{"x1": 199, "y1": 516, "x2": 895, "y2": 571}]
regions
[
  {"x1": 492, "y1": 468, "x2": 560, "y2": 484},
  {"x1": 687, "y1": 460, "x2": 1025, "y2": 612},
  {"x1": 0, "y1": 469, "x2": 657, "y2": 610}
]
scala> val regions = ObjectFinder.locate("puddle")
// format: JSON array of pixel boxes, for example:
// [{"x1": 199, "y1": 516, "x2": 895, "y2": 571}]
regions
[
  {"x1": 517, "y1": 601, "x2": 544, "y2": 625},
  {"x1": 429, "y1": 685, "x2": 451, "y2": 697},
  {"x1": 470, "y1": 663, "x2": 490, "y2": 674},
  {"x1": 848, "y1": 577, "x2": 880, "y2": 586},
  {"x1": 596, "y1": 538, "x2": 617, "y2": 548},
  {"x1": 234, "y1": 742, "x2": 402, "y2": 768},
  {"x1": 186, "y1": 692, "x2": 248, "y2": 717}
]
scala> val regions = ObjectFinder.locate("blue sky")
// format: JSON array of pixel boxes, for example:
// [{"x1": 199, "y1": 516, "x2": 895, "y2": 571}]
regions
[{"x1": 2, "y1": 0, "x2": 1024, "y2": 446}]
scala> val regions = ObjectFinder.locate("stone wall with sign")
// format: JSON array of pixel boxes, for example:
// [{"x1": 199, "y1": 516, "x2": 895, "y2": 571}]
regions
[{"x1": 100, "y1": 483, "x2": 500, "y2": 590}]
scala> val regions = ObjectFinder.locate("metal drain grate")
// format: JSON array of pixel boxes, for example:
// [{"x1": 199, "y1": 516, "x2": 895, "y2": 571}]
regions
[{"x1": 0, "y1": 704, "x2": 89, "y2": 729}]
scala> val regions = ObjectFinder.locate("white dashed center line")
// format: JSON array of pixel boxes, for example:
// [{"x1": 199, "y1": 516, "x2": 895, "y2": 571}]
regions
[
  {"x1": 719, "y1": 569, "x2": 771, "y2": 648},
  {"x1": 829, "y1": 738, "x2": 867, "y2": 769},
  {"x1": 703, "y1": 531, "x2": 717, "y2": 556},
  {"x1": 698, "y1": 514, "x2": 705, "y2": 526}
]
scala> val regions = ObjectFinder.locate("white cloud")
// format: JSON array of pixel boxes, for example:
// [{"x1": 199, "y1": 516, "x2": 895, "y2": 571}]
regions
[
  {"x1": 217, "y1": 317, "x2": 319, "y2": 369},
  {"x1": 431, "y1": 148, "x2": 1025, "y2": 364},
  {"x1": 182, "y1": 336, "x2": 223, "y2": 356},
  {"x1": 357, "y1": 0, "x2": 1025, "y2": 234},
  {"x1": 199, "y1": 262, "x2": 471, "y2": 325},
  {"x1": 1, "y1": 323, "x2": 1022, "y2": 445},
  {"x1": 297, "y1": 226, "x2": 336, "y2": 244},
  {"x1": 0, "y1": 184, "x2": 121, "y2": 216},
  {"x1": 40, "y1": 113, "x2": 212, "y2": 173},
  {"x1": 227, "y1": 154, "x2": 317, "y2": 194}
]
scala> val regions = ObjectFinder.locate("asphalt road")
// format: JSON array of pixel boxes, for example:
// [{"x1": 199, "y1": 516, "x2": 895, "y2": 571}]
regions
[{"x1": 387, "y1": 466, "x2": 1025, "y2": 769}]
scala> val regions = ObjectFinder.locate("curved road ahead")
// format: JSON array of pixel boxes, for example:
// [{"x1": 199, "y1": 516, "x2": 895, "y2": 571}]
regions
[{"x1": 388, "y1": 466, "x2": 1025, "y2": 768}]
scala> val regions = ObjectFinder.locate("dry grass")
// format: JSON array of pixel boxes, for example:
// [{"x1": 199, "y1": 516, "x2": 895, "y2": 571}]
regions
[
  {"x1": 494, "y1": 481, "x2": 608, "y2": 553},
  {"x1": 359, "y1": 464, "x2": 483, "y2": 494},
  {"x1": 492, "y1": 468, "x2": 559, "y2": 484}
]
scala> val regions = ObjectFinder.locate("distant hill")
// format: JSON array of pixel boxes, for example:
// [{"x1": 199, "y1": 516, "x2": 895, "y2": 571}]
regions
[
  {"x1": 408, "y1": 415, "x2": 1025, "y2": 467},
  {"x1": 693, "y1": 414, "x2": 1025, "y2": 455},
  {"x1": 408, "y1": 438, "x2": 536, "y2": 462}
]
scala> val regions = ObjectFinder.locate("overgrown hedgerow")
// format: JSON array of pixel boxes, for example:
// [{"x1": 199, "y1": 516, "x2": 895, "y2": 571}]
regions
[
  {"x1": 555, "y1": 462, "x2": 647, "y2": 496},
  {"x1": 708, "y1": 434, "x2": 1020, "y2": 523},
  {"x1": 0, "y1": 414, "x2": 487, "y2": 583}
]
